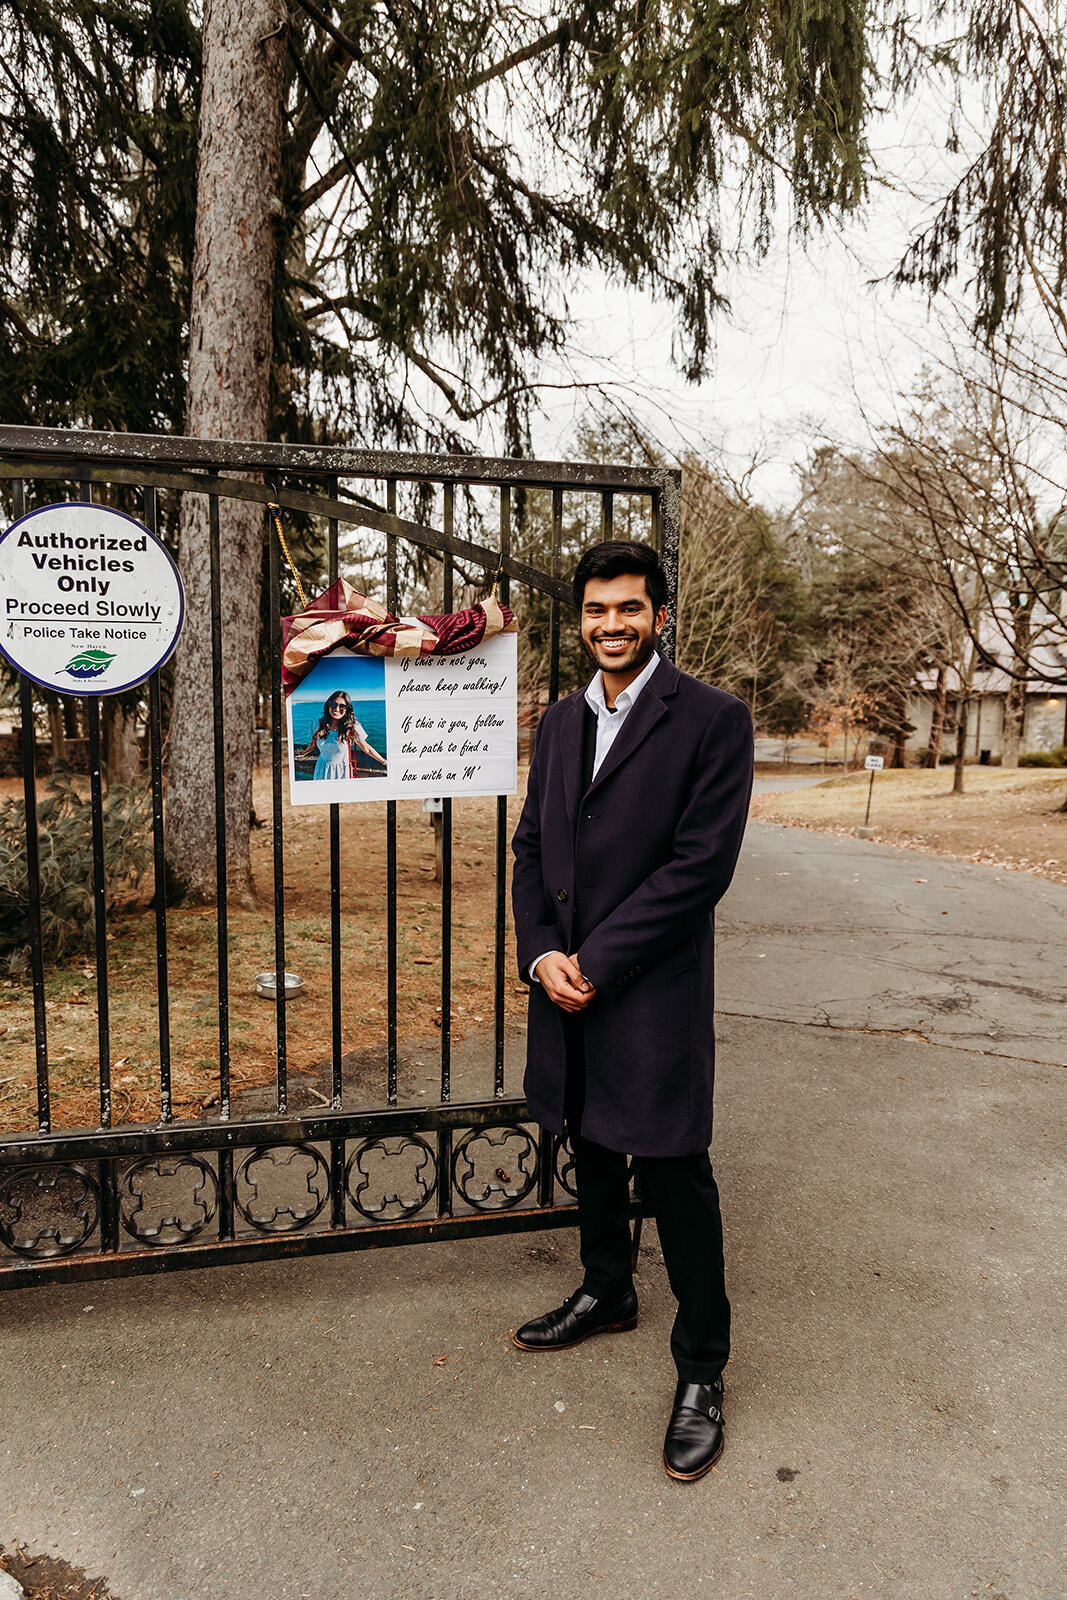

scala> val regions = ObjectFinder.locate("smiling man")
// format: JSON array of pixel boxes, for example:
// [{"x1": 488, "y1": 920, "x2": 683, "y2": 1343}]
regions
[{"x1": 511, "y1": 539, "x2": 754, "y2": 1481}]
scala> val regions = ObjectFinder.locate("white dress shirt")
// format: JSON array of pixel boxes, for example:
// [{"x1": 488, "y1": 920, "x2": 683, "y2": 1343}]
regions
[
  {"x1": 530, "y1": 652, "x2": 660, "y2": 982},
  {"x1": 582, "y1": 648, "x2": 661, "y2": 780}
]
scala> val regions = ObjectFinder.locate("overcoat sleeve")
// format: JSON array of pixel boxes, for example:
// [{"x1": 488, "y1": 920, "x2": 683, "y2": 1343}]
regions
[
  {"x1": 577, "y1": 695, "x2": 753, "y2": 992},
  {"x1": 511, "y1": 715, "x2": 563, "y2": 979}
]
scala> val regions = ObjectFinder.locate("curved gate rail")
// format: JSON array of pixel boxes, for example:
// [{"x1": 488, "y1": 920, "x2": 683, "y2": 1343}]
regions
[{"x1": 0, "y1": 426, "x2": 680, "y2": 1287}]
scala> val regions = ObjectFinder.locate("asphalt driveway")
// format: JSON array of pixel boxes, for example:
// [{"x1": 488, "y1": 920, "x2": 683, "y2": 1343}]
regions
[{"x1": 1, "y1": 821, "x2": 1063, "y2": 1600}]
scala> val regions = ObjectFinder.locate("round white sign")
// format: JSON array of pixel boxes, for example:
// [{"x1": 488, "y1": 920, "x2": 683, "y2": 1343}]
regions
[{"x1": 0, "y1": 501, "x2": 185, "y2": 695}]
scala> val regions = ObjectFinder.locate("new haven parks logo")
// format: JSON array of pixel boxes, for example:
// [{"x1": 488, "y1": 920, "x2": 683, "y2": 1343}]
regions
[
  {"x1": 0, "y1": 501, "x2": 185, "y2": 695},
  {"x1": 64, "y1": 647, "x2": 117, "y2": 682}
]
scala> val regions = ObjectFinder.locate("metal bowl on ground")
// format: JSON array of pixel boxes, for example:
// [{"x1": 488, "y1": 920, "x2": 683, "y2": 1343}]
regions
[{"x1": 254, "y1": 970, "x2": 305, "y2": 1001}]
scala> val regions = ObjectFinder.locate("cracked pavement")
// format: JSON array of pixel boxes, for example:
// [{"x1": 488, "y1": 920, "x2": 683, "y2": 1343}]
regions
[{"x1": 719, "y1": 822, "x2": 1067, "y2": 1066}]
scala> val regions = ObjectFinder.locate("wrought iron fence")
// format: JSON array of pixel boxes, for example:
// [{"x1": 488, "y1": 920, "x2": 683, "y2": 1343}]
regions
[{"x1": 0, "y1": 426, "x2": 679, "y2": 1286}]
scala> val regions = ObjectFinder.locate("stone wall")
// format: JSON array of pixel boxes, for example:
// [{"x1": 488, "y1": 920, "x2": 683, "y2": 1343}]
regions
[
  {"x1": 1022, "y1": 695, "x2": 1066, "y2": 753},
  {"x1": 905, "y1": 692, "x2": 1066, "y2": 761},
  {"x1": 0, "y1": 733, "x2": 90, "y2": 777}
]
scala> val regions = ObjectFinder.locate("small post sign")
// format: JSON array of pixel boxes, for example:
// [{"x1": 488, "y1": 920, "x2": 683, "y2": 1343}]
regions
[
  {"x1": 862, "y1": 754, "x2": 884, "y2": 829},
  {"x1": 0, "y1": 502, "x2": 185, "y2": 694}
]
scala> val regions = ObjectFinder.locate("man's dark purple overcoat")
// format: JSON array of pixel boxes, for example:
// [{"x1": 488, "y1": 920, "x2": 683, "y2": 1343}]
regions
[{"x1": 512, "y1": 656, "x2": 754, "y2": 1159}]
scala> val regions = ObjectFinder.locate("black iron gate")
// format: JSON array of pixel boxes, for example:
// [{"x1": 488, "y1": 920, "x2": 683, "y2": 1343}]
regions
[{"x1": 0, "y1": 426, "x2": 679, "y2": 1286}]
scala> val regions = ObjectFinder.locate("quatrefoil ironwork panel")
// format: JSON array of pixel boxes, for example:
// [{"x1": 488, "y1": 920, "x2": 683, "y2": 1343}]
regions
[
  {"x1": 120, "y1": 1155, "x2": 219, "y2": 1246},
  {"x1": 451, "y1": 1125, "x2": 538, "y2": 1211},
  {"x1": 0, "y1": 1163, "x2": 99, "y2": 1258},
  {"x1": 235, "y1": 1144, "x2": 331, "y2": 1233},
  {"x1": 346, "y1": 1136, "x2": 438, "y2": 1222},
  {"x1": 554, "y1": 1136, "x2": 578, "y2": 1198}
]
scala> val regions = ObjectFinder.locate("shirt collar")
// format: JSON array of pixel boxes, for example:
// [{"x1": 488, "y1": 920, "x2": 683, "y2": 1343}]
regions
[{"x1": 584, "y1": 650, "x2": 661, "y2": 716}]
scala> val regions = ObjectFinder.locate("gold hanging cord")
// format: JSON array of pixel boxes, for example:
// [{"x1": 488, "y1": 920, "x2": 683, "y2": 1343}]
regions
[
  {"x1": 267, "y1": 482, "x2": 308, "y2": 610},
  {"x1": 269, "y1": 477, "x2": 506, "y2": 612}
]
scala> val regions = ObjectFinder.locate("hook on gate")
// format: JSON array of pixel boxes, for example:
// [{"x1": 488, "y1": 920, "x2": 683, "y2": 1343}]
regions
[{"x1": 488, "y1": 548, "x2": 505, "y2": 602}]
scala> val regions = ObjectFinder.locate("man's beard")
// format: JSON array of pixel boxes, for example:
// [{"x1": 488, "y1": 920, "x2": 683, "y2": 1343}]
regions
[{"x1": 583, "y1": 631, "x2": 657, "y2": 676}]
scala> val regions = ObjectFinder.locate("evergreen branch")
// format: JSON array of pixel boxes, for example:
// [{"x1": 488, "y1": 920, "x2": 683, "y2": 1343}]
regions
[
  {"x1": 464, "y1": 22, "x2": 570, "y2": 92},
  {"x1": 287, "y1": 0, "x2": 381, "y2": 79},
  {"x1": 401, "y1": 346, "x2": 609, "y2": 424},
  {"x1": 0, "y1": 295, "x2": 40, "y2": 345},
  {"x1": 1013, "y1": 0, "x2": 1064, "y2": 125},
  {"x1": 469, "y1": 144, "x2": 624, "y2": 260},
  {"x1": 286, "y1": 34, "x2": 360, "y2": 186},
  {"x1": 298, "y1": 152, "x2": 353, "y2": 211}
]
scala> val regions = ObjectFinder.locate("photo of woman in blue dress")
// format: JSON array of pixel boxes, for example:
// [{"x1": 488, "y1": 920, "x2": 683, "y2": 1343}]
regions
[{"x1": 297, "y1": 691, "x2": 386, "y2": 778}]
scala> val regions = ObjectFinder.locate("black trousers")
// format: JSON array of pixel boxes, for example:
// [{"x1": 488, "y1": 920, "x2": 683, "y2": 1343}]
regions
[{"x1": 563, "y1": 1018, "x2": 731, "y2": 1384}]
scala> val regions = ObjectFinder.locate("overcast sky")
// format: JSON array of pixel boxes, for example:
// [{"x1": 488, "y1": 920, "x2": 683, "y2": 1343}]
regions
[{"x1": 526, "y1": 74, "x2": 983, "y2": 509}]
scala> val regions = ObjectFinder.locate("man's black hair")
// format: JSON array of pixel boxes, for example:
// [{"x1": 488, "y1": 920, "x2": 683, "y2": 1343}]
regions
[{"x1": 572, "y1": 540, "x2": 668, "y2": 611}]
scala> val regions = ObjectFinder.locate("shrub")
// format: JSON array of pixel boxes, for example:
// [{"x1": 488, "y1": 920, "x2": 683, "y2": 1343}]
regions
[
  {"x1": 0, "y1": 765, "x2": 152, "y2": 974},
  {"x1": 1019, "y1": 746, "x2": 1067, "y2": 767}
]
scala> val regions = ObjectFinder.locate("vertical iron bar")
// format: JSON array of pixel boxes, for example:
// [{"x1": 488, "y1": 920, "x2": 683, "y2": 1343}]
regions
[
  {"x1": 549, "y1": 488, "x2": 562, "y2": 705},
  {"x1": 656, "y1": 482, "x2": 681, "y2": 664},
  {"x1": 440, "y1": 486, "x2": 454, "y2": 1104},
  {"x1": 13, "y1": 462, "x2": 49, "y2": 1131},
  {"x1": 437, "y1": 1128, "x2": 453, "y2": 1218},
  {"x1": 601, "y1": 490, "x2": 614, "y2": 539},
  {"x1": 268, "y1": 502, "x2": 287, "y2": 1112},
  {"x1": 442, "y1": 484, "x2": 455, "y2": 612},
  {"x1": 493, "y1": 486, "x2": 511, "y2": 1098},
  {"x1": 386, "y1": 480, "x2": 398, "y2": 1107},
  {"x1": 327, "y1": 476, "x2": 342, "y2": 1110},
  {"x1": 327, "y1": 476, "x2": 345, "y2": 1222},
  {"x1": 99, "y1": 1159, "x2": 119, "y2": 1254},
  {"x1": 207, "y1": 494, "x2": 231, "y2": 1117},
  {"x1": 144, "y1": 487, "x2": 172, "y2": 1122},
  {"x1": 538, "y1": 1128, "x2": 554, "y2": 1207},
  {"x1": 87, "y1": 699, "x2": 111, "y2": 1127},
  {"x1": 218, "y1": 1149, "x2": 235, "y2": 1240},
  {"x1": 80, "y1": 472, "x2": 111, "y2": 1129},
  {"x1": 18, "y1": 670, "x2": 50, "y2": 1134}
]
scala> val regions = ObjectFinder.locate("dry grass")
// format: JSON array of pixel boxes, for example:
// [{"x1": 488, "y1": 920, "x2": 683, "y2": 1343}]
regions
[
  {"x1": 5, "y1": 762, "x2": 1064, "y2": 1136},
  {"x1": 0, "y1": 772, "x2": 530, "y2": 1134},
  {"x1": 752, "y1": 766, "x2": 1067, "y2": 883}
]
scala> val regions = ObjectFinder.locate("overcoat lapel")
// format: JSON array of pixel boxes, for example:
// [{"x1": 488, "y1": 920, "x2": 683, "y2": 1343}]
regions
[
  {"x1": 585, "y1": 656, "x2": 678, "y2": 799},
  {"x1": 559, "y1": 692, "x2": 586, "y2": 825}
]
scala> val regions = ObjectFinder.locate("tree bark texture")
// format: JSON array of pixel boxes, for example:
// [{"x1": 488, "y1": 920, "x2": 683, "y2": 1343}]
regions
[
  {"x1": 102, "y1": 701, "x2": 141, "y2": 783},
  {"x1": 166, "y1": 0, "x2": 287, "y2": 905},
  {"x1": 952, "y1": 698, "x2": 969, "y2": 794},
  {"x1": 46, "y1": 704, "x2": 66, "y2": 761},
  {"x1": 1002, "y1": 678, "x2": 1025, "y2": 767},
  {"x1": 1001, "y1": 597, "x2": 1034, "y2": 769},
  {"x1": 928, "y1": 665, "x2": 946, "y2": 767}
]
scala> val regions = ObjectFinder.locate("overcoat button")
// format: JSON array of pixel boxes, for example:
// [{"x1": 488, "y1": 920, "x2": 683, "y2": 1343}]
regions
[{"x1": 557, "y1": 888, "x2": 569, "y2": 902}]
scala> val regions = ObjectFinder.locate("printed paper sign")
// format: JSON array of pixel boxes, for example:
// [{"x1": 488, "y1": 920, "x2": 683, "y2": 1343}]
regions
[
  {"x1": 0, "y1": 502, "x2": 185, "y2": 695},
  {"x1": 286, "y1": 632, "x2": 517, "y2": 804}
]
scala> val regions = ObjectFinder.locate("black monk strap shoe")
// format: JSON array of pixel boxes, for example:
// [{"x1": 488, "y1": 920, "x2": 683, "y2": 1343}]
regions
[
  {"x1": 512, "y1": 1286, "x2": 638, "y2": 1352},
  {"x1": 663, "y1": 1378, "x2": 725, "y2": 1481}
]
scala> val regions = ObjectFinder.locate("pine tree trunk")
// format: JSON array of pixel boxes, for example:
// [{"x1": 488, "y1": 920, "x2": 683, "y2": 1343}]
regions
[{"x1": 165, "y1": 0, "x2": 287, "y2": 906}]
